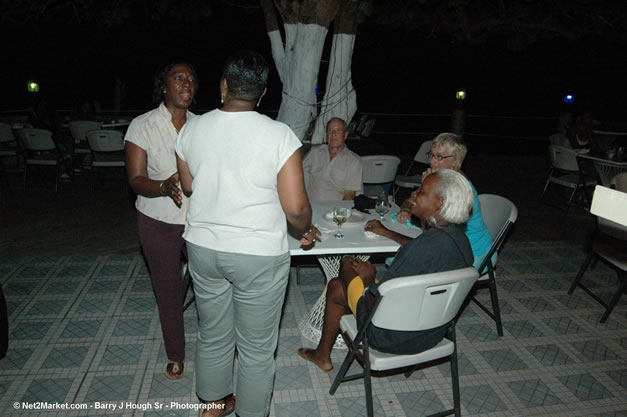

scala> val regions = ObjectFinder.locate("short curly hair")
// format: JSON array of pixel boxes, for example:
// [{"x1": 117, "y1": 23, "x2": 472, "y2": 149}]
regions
[
  {"x1": 152, "y1": 62, "x2": 198, "y2": 105},
  {"x1": 222, "y1": 50, "x2": 268, "y2": 102}
]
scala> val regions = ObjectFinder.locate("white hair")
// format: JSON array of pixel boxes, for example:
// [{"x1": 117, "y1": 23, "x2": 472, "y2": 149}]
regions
[
  {"x1": 432, "y1": 132, "x2": 467, "y2": 168},
  {"x1": 433, "y1": 169, "x2": 474, "y2": 224}
]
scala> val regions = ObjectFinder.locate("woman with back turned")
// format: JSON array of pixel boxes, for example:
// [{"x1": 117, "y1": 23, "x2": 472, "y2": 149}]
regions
[{"x1": 176, "y1": 50, "x2": 317, "y2": 417}]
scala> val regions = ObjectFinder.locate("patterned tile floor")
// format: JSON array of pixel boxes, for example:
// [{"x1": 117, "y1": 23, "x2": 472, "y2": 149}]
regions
[{"x1": 1, "y1": 241, "x2": 626, "y2": 416}]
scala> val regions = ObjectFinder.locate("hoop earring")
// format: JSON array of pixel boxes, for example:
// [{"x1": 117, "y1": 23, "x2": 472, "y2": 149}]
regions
[
  {"x1": 427, "y1": 216, "x2": 438, "y2": 227},
  {"x1": 220, "y1": 93, "x2": 224, "y2": 104},
  {"x1": 256, "y1": 96, "x2": 262, "y2": 107}
]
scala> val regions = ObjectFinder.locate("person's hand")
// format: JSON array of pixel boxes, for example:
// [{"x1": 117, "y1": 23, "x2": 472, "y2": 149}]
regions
[
  {"x1": 421, "y1": 167, "x2": 435, "y2": 180},
  {"x1": 364, "y1": 219, "x2": 386, "y2": 236},
  {"x1": 160, "y1": 172, "x2": 182, "y2": 207},
  {"x1": 396, "y1": 209, "x2": 411, "y2": 224},
  {"x1": 351, "y1": 258, "x2": 377, "y2": 286},
  {"x1": 299, "y1": 225, "x2": 321, "y2": 247}
]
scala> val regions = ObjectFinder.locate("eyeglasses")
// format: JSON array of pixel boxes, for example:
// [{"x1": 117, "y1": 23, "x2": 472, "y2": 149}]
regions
[{"x1": 426, "y1": 151, "x2": 453, "y2": 161}]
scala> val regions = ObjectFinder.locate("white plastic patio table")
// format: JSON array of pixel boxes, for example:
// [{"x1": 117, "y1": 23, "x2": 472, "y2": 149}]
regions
[{"x1": 288, "y1": 200, "x2": 421, "y2": 347}]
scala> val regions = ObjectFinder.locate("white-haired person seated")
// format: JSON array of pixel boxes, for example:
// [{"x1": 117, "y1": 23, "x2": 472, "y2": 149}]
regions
[
  {"x1": 397, "y1": 132, "x2": 493, "y2": 270},
  {"x1": 298, "y1": 169, "x2": 474, "y2": 372}
]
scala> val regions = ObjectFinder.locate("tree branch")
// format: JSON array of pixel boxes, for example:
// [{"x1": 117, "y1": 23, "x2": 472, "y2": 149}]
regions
[
  {"x1": 260, "y1": 0, "x2": 280, "y2": 31},
  {"x1": 334, "y1": 0, "x2": 359, "y2": 35}
]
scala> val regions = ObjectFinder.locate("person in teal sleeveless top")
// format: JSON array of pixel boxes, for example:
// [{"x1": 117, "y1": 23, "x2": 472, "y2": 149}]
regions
[{"x1": 396, "y1": 132, "x2": 494, "y2": 269}]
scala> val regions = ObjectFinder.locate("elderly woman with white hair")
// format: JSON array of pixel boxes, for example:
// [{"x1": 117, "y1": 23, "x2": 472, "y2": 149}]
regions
[
  {"x1": 298, "y1": 169, "x2": 474, "y2": 372},
  {"x1": 397, "y1": 132, "x2": 493, "y2": 270}
]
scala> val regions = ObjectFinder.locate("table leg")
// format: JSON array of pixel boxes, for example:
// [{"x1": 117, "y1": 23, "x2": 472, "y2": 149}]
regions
[{"x1": 298, "y1": 254, "x2": 370, "y2": 349}]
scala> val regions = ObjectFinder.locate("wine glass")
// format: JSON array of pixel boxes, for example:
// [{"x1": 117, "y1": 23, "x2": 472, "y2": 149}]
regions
[
  {"x1": 375, "y1": 191, "x2": 391, "y2": 221},
  {"x1": 332, "y1": 207, "x2": 348, "y2": 239}
]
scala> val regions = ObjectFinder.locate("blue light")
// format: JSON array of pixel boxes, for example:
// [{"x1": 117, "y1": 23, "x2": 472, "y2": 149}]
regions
[{"x1": 564, "y1": 94, "x2": 574, "y2": 103}]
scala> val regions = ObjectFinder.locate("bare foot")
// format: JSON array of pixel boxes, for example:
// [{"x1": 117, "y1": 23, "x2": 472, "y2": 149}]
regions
[{"x1": 297, "y1": 348, "x2": 334, "y2": 373}]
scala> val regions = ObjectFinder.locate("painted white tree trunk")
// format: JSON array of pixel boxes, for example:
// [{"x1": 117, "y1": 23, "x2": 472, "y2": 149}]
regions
[
  {"x1": 267, "y1": 24, "x2": 328, "y2": 141},
  {"x1": 311, "y1": 33, "x2": 357, "y2": 144}
]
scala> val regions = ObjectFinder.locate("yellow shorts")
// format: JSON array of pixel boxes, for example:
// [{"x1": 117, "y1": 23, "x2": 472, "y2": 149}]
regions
[{"x1": 347, "y1": 276, "x2": 365, "y2": 315}]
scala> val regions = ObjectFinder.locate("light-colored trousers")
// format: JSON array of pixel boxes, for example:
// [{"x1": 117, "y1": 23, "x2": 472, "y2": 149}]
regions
[{"x1": 187, "y1": 242, "x2": 290, "y2": 417}]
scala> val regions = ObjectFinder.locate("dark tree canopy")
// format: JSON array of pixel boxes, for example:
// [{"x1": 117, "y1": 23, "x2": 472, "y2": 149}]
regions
[{"x1": 367, "y1": 0, "x2": 627, "y2": 49}]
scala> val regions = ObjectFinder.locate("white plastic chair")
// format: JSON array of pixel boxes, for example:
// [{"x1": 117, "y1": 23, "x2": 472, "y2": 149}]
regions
[
  {"x1": 360, "y1": 119, "x2": 376, "y2": 138},
  {"x1": 17, "y1": 128, "x2": 71, "y2": 192},
  {"x1": 329, "y1": 267, "x2": 479, "y2": 417},
  {"x1": 361, "y1": 155, "x2": 401, "y2": 197},
  {"x1": 569, "y1": 181, "x2": 627, "y2": 322},
  {"x1": 393, "y1": 139, "x2": 432, "y2": 197},
  {"x1": 69, "y1": 120, "x2": 101, "y2": 167},
  {"x1": 86, "y1": 130, "x2": 125, "y2": 189},
  {"x1": 0, "y1": 122, "x2": 21, "y2": 172},
  {"x1": 541, "y1": 144, "x2": 596, "y2": 209},
  {"x1": 471, "y1": 194, "x2": 518, "y2": 337}
]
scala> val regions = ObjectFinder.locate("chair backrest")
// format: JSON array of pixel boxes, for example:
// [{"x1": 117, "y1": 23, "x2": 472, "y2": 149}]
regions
[
  {"x1": 0, "y1": 122, "x2": 16, "y2": 144},
  {"x1": 549, "y1": 145, "x2": 579, "y2": 172},
  {"x1": 69, "y1": 120, "x2": 102, "y2": 143},
  {"x1": 361, "y1": 119, "x2": 376, "y2": 137},
  {"x1": 477, "y1": 194, "x2": 518, "y2": 271},
  {"x1": 373, "y1": 267, "x2": 479, "y2": 331},
  {"x1": 17, "y1": 128, "x2": 56, "y2": 152},
  {"x1": 361, "y1": 155, "x2": 401, "y2": 184},
  {"x1": 414, "y1": 140, "x2": 433, "y2": 164},
  {"x1": 549, "y1": 133, "x2": 571, "y2": 148},
  {"x1": 87, "y1": 130, "x2": 124, "y2": 152},
  {"x1": 355, "y1": 114, "x2": 368, "y2": 134},
  {"x1": 613, "y1": 172, "x2": 627, "y2": 192}
]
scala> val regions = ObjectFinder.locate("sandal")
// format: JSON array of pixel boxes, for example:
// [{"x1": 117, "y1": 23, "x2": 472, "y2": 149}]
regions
[
  {"x1": 200, "y1": 395, "x2": 235, "y2": 417},
  {"x1": 165, "y1": 361, "x2": 184, "y2": 381}
]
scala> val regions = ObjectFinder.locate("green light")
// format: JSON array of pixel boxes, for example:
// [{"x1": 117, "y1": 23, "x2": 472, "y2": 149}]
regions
[
  {"x1": 456, "y1": 90, "x2": 466, "y2": 100},
  {"x1": 27, "y1": 81, "x2": 39, "y2": 93}
]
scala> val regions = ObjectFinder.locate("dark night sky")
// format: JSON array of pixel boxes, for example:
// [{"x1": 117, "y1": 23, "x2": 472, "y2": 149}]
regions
[{"x1": 2, "y1": 2, "x2": 626, "y2": 121}]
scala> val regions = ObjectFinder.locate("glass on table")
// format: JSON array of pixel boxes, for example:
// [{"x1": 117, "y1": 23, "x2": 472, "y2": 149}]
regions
[
  {"x1": 332, "y1": 207, "x2": 348, "y2": 239},
  {"x1": 375, "y1": 190, "x2": 391, "y2": 221}
]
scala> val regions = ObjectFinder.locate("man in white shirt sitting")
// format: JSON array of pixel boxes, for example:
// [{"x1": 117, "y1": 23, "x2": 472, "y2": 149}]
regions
[{"x1": 303, "y1": 117, "x2": 363, "y2": 201}]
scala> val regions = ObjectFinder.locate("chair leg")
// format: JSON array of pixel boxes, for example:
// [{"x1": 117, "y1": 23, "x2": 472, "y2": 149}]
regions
[
  {"x1": 363, "y1": 345, "x2": 374, "y2": 417},
  {"x1": 329, "y1": 348, "x2": 356, "y2": 395},
  {"x1": 404, "y1": 364, "x2": 418, "y2": 378},
  {"x1": 565, "y1": 186, "x2": 578, "y2": 210},
  {"x1": 569, "y1": 252, "x2": 595, "y2": 294},
  {"x1": 55, "y1": 164, "x2": 60, "y2": 193},
  {"x1": 600, "y1": 270, "x2": 626, "y2": 323},
  {"x1": 449, "y1": 326, "x2": 461, "y2": 417},
  {"x1": 487, "y1": 270, "x2": 503, "y2": 337},
  {"x1": 540, "y1": 169, "x2": 553, "y2": 201}
]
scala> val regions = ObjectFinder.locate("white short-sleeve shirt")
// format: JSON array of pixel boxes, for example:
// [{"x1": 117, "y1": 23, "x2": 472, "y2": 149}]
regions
[
  {"x1": 124, "y1": 103, "x2": 195, "y2": 225},
  {"x1": 176, "y1": 109, "x2": 302, "y2": 256}
]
